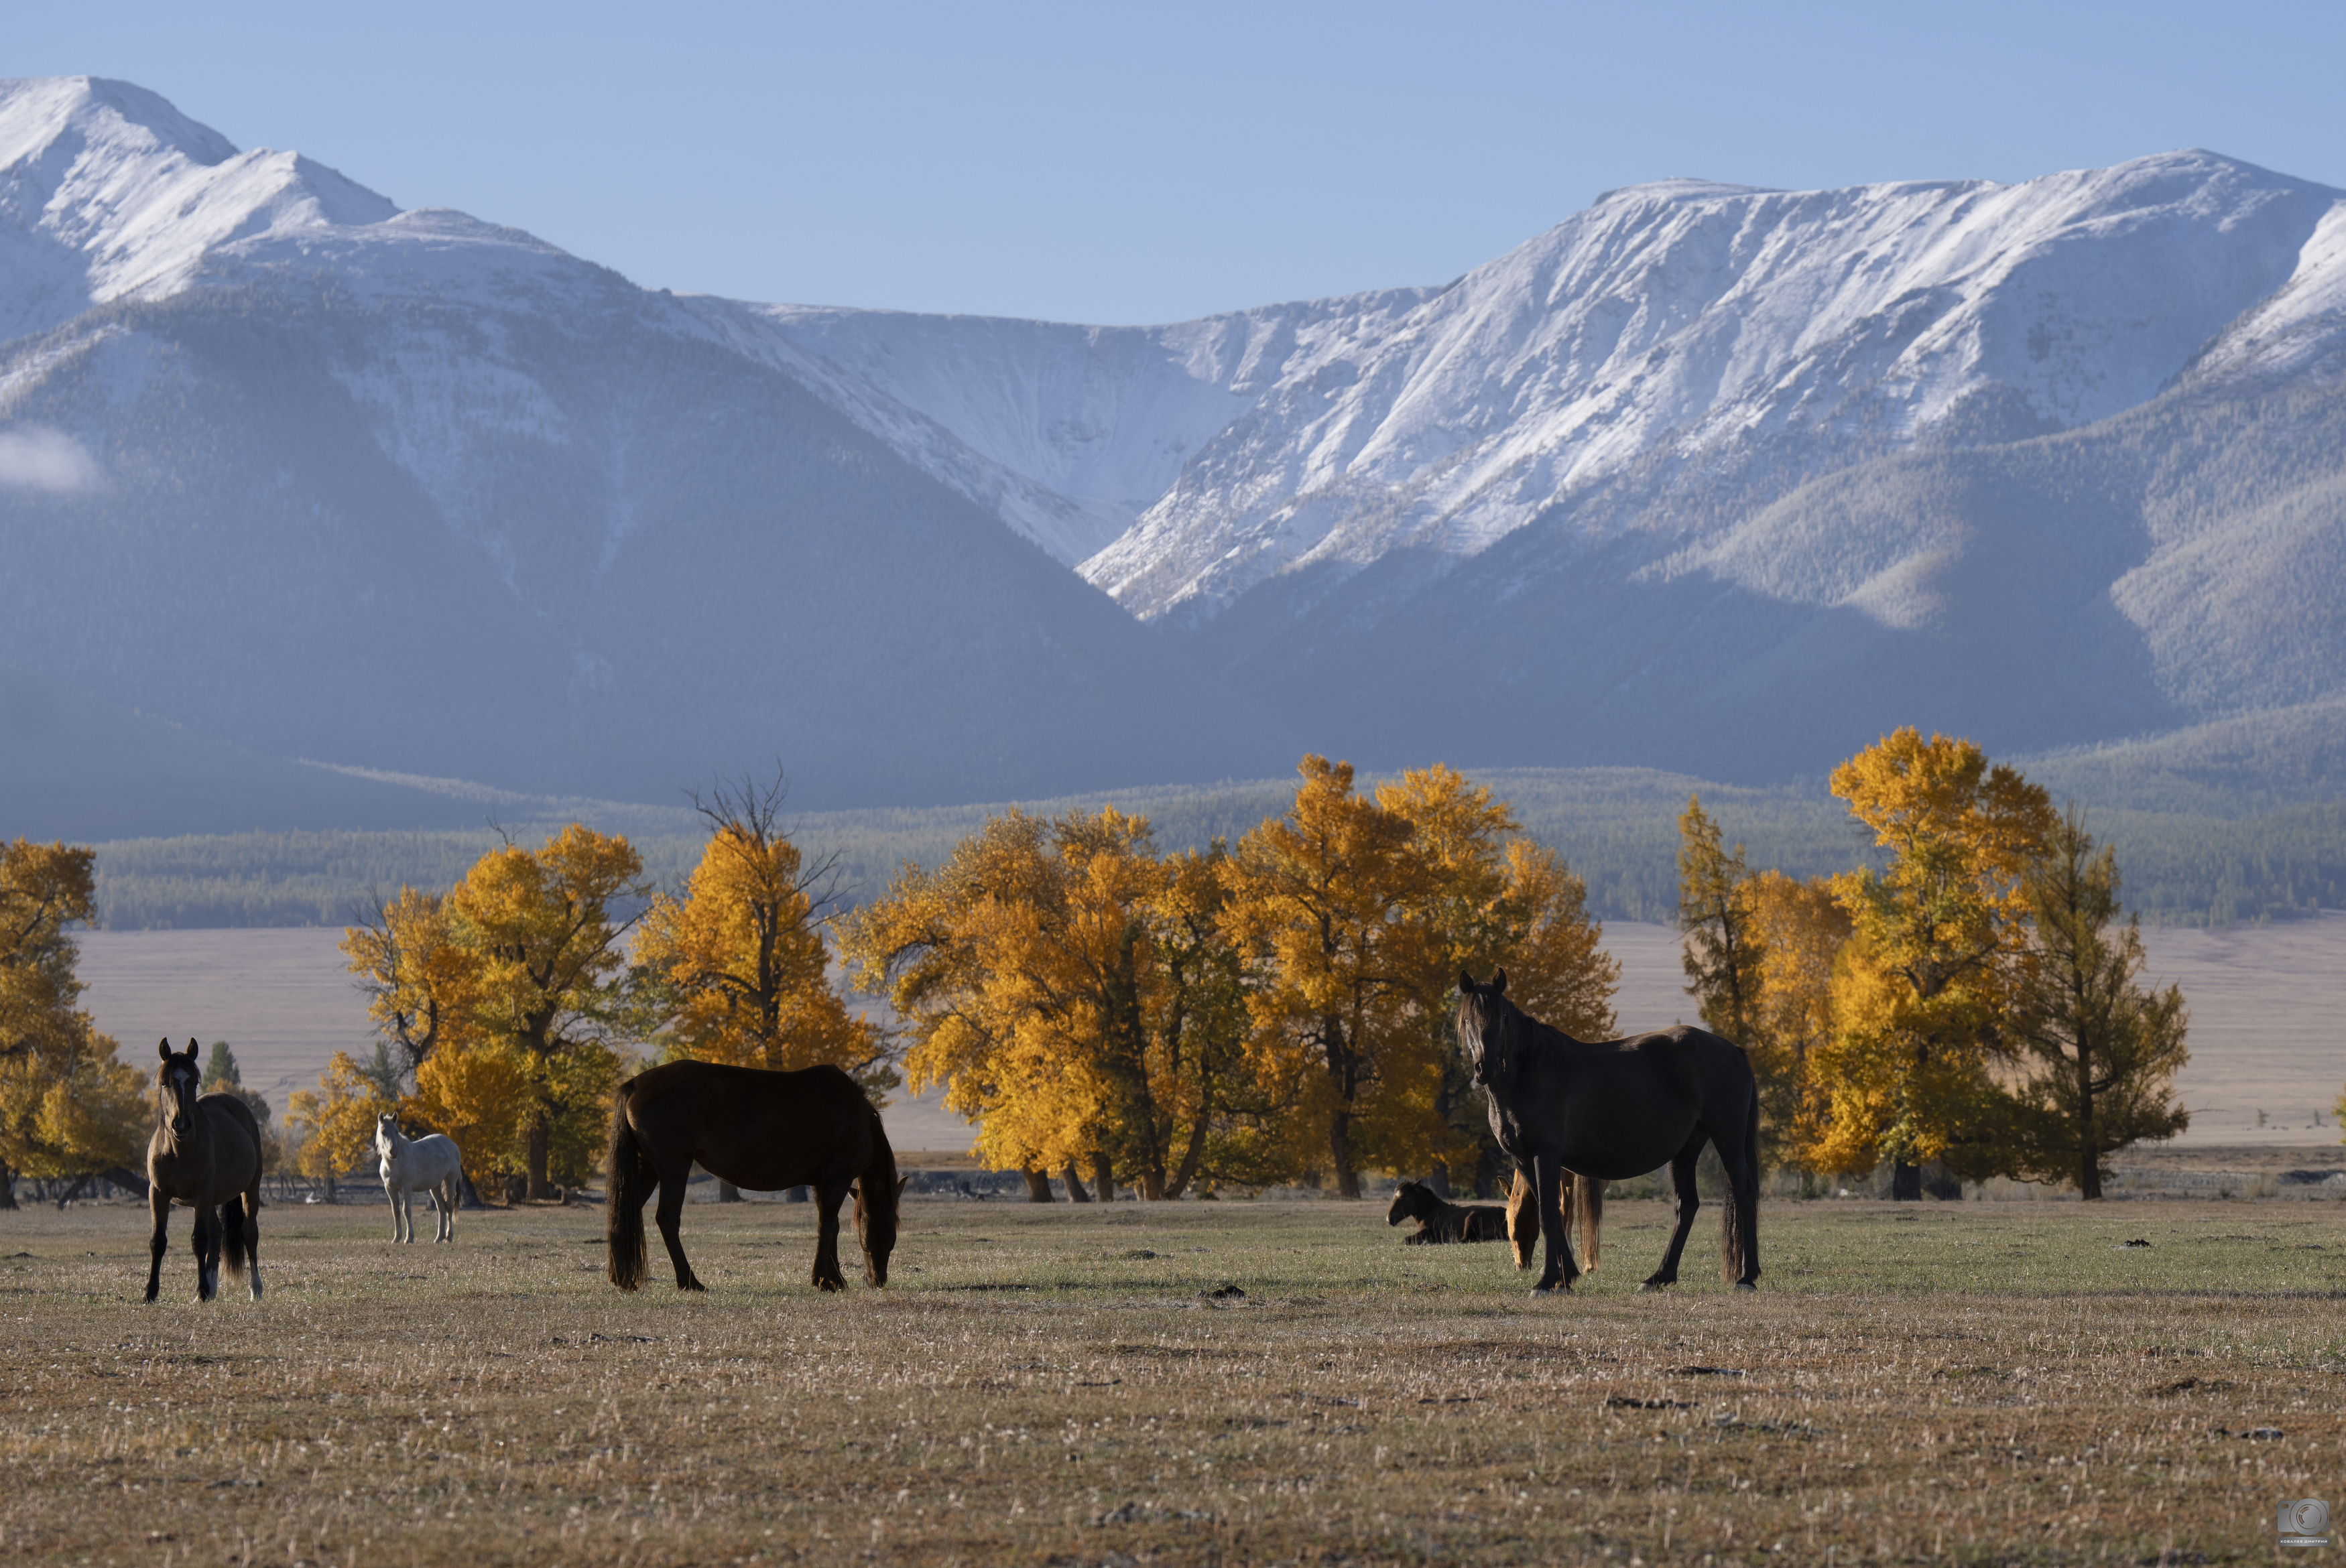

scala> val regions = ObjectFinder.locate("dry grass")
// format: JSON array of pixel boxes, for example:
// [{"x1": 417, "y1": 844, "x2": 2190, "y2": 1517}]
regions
[{"x1": 3, "y1": 1195, "x2": 2343, "y2": 1566}]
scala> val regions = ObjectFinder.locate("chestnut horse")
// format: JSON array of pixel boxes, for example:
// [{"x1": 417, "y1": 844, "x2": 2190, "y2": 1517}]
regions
[
  {"x1": 1459, "y1": 970, "x2": 1758, "y2": 1295},
  {"x1": 606, "y1": 1061, "x2": 898, "y2": 1293},
  {"x1": 144, "y1": 1039, "x2": 265, "y2": 1303}
]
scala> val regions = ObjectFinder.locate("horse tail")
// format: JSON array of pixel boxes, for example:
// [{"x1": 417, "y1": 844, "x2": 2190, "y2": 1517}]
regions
[
  {"x1": 221, "y1": 1192, "x2": 249, "y2": 1279},
  {"x1": 1721, "y1": 1086, "x2": 1761, "y2": 1285},
  {"x1": 1573, "y1": 1172, "x2": 1603, "y2": 1273},
  {"x1": 605, "y1": 1080, "x2": 650, "y2": 1292}
]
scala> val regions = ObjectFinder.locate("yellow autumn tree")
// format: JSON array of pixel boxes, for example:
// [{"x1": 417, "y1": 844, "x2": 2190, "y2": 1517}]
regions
[
  {"x1": 1744, "y1": 869, "x2": 1851, "y2": 1173},
  {"x1": 635, "y1": 777, "x2": 890, "y2": 1092},
  {"x1": 1219, "y1": 757, "x2": 1447, "y2": 1197},
  {"x1": 1677, "y1": 796, "x2": 1762, "y2": 1047},
  {"x1": 333, "y1": 826, "x2": 650, "y2": 1199},
  {"x1": 0, "y1": 840, "x2": 145, "y2": 1205},
  {"x1": 1369, "y1": 767, "x2": 1618, "y2": 1193},
  {"x1": 1810, "y1": 730, "x2": 2054, "y2": 1198},
  {"x1": 446, "y1": 826, "x2": 649, "y2": 1196},
  {"x1": 284, "y1": 1050, "x2": 394, "y2": 1181},
  {"x1": 843, "y1": 807, "x2": 1250, "y2": 1199}
]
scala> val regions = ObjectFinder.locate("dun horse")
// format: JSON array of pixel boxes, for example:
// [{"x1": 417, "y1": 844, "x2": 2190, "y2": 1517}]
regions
[
  {"x1": 606, "y1": 1061, "x2": 899, "y2": 1293},
  {"x1": 1459, "y1": 970, "x2": 1759, "y2": 1295},
  {"x1": 143, "y1": 1039, "x2": 265, "y2": 1303},
  {"x1": 376, "y1": 1113, "x2": 463, "y2": 1243}
]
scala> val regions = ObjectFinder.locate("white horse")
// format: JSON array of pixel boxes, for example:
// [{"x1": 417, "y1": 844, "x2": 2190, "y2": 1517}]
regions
[{"x1": 375, "y1": 1113, "x2": 463, "y2": 1243}]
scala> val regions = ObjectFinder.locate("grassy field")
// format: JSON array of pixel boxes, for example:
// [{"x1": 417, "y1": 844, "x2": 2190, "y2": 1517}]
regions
[{"x1": 4, "y1": 1197, "x2": 2342, "y2": 1566}]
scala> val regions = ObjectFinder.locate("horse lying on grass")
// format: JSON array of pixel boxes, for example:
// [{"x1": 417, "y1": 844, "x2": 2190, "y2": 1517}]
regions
[
  {"x1": 1460, "y1": 969, "x2": 1759, "y2": 1295},
  {"x1": 375, "y1": 1113, "x2": 462, "y2": 1243},
  {"x1": 144, "y1": 1039, "x2": 263, "y2": 1303},
  {"x1": 1387, "y1": 1179, "x2": 1509, "y2": 1243},
  {"x1": 607, "y1": 1061, "x2": 900, "y2": 1293},
  {"x1": 1387, "y1": 1172, "x2": 1604, "y2": 1268}
]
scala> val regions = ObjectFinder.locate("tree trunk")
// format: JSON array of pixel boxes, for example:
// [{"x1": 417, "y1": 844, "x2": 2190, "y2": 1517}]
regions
[
  {"x1": 0, "y1": 1159, "x2": 15, "y2": 1210},
  {"x1": 1426, "y1": 1164, "x2": 1452, "y2": 1199},
  {"x1": 1890, "y1": 1159, "x2": 1921, "y2": 1201},
  {"x1": 54, "y1": 1173, "x2": 90, "y2": 1209},
  {"x1": 2078, "y1": 1051, "x2": 2101, "y2": 1199},
  {"x1": 526, "y1": 1114, "x2": 553, "y2": 1199},
  {"x1": 1330, "y1": 1115, "x2": 1361, "y2": 1199},
  {"x1": 716, "y1": 1179, "x2": 743, "y2": 1203},
  {"x1": 1091, "y1": 1153, "x2": 1115, "y2": 1203},
  {"x1": 457, "y1": 1169, "x2": 487, "y2": 1210},
  {"x1": 1062, "y1": 1163, "x2": 1093, "y2": 1202},
  {"x1": 102, "y1": 1165, "x2": 151, "y2": 1199},
  {"x1": 1022, "y1": 1167, "x2": 1055, "y2": 1203}
]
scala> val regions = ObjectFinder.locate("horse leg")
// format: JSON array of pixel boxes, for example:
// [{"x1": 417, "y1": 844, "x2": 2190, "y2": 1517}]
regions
[
  {"x1": 812, "y1": 1177, "x2": 852, "y2": 1292},
  {"x1": 384, "y1": 1177, "x2": 402, "y2": 1242},
  {"x1": 192, "y1": 1203, "x2": 219, "y2": 1301},
  {"x1": 1531, "y1": 1154, "x2": 1579, "y2": 1295},
  {"x1": 654, "y1": 1170, "x2": 704, "y2": 1291},
  {"x1": 437, "y1": 1177, "x2": 457, "y2": 1242},
  {"x1": 143, "y1": 1187, "x2": 170, "y2": 1304},
  {"x1": 1641, "y1": 1135, "x2": 1708, "y2": 1291}
]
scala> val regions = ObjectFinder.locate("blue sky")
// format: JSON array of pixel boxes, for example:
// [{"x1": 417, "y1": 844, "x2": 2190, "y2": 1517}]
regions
[{"x1": 13, "y1": 1, "x2": 2344, "y2": 324}]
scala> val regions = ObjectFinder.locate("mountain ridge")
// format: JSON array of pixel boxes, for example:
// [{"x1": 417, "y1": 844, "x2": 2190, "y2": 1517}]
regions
[{"x1": 3, "y1": 78, "x2": 2343, "y2": 826}]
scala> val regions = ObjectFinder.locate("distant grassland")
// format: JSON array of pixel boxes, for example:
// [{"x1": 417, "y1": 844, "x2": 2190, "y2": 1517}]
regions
[{"x1": 82, "y1": 728, "x2": 2346, "y2": 930}]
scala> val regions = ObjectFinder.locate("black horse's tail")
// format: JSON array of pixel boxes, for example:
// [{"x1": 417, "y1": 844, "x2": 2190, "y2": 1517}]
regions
[
  {"x1": 605, "y1": 1080, "x2": 649, "y2": 1292},
  {"x1": 1573, "y1": 1172, "x2": 1603, "y2": 1273},
  {"x1": 1721, "y1": 1088, "x2": 1761, "y2": 1285},
  {"x1": 221, "y1": 1193, "x2": 249, "y2": 1279}
]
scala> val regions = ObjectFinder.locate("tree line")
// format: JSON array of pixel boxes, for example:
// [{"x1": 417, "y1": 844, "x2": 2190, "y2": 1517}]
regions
[
  {"x1": 1680, "y1": 728, "x2": 2194, "y2": 1199},
  {"x1": 6, "y1": 734, "x2": 2313, "y2": 1207}
]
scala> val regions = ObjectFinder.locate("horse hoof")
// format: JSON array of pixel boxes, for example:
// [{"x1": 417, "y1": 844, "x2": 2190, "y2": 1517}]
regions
[
  {"x1": 1735, "y1": 1281, "x2": 1758, "y2": 1293},
  {"x1": 1637, "y1": 1281, "x2": 1670, "y2": 1293}
]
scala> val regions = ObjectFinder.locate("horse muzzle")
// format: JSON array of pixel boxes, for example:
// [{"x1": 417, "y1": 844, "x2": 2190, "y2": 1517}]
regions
[{"x1": 171, "y1": 1114, "x2": 191, "y2": 1135}]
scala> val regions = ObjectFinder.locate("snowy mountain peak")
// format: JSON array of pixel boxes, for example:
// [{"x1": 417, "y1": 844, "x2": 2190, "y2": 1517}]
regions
[{"x1": 0, "y1": 76, "x2": 397, "y2": 343}]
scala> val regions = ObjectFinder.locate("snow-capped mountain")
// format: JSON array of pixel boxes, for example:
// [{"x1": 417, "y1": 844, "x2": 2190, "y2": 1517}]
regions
[
  {"x1": 5, "y1": 76, "x2": 2345, "y2": 825},
  {"x1": 735, "y1": 155, "x2": 2343, "y2": 622}
]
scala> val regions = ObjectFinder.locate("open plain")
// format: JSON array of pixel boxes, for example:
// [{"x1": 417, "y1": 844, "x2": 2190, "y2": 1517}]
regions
[{"x1": 3, "y1": 1195, "x2": 2343, "y2": 1566}]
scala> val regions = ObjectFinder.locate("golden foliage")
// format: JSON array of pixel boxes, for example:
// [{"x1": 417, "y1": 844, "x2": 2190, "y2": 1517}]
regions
[
  {"x1": 332, "y1": 825, "x2": 650, "y2": 1195},
  {"x1": 1810, "y1": 730, "x2": 2055, "y2": 1180},
  {"x1": 637, "y1": 819, "x2": 888, "y2": 1092},
  {"x1": 284, "y1": 1051, "x2": 389, "y2": 1179},
  {"x1": 0, "y1": 840, "x2": 144, "y2": 1188}
]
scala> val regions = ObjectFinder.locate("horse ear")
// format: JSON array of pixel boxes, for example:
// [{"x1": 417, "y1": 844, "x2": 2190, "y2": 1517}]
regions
[
  {"x1": 896, "y1": 1175, "x2": 909, "y2": 1198},
  {"x1": 184, "y1": 1038, "x2": 202, "y2": 1060},
  {"x1": 1491, "y1": 969, "x2": 1508, "y2": 995},
  {"x1": 1459, "y1": 969, "x2": 1476, "y2": 992},
  {"x1": 158, "y1": 1038, "x2": 173, "y2": 1061}
]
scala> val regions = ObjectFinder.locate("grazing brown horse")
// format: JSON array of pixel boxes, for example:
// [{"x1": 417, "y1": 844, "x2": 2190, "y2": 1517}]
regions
[
  {"x1": 1503, "y1": 1165, "x2": 1603, "y2": 1273},
  {"x1": 1386, "y1": 1179, "x2": 1510, "y2": 1244},
  {"x1": 606, "y1": 1061, "x2": 899, "y2": 1293},
  {"x1": 144, "y1": 1039, "x2": 265, "y2": 1303},
  {"x1": 1459, "y1": 970, "x2": 1760, "y2": 1295}
]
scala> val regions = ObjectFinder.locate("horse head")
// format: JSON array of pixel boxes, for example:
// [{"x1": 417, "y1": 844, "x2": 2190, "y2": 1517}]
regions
[
  {"x1": 375, "y1": 1112, "x2": 402, "y2": 1155},
  {"x1": 156, "y1": 1038, "x2": 202, "y2": 1136},
  {"x1": 1386, "y1": 1179, "x2": 1430, "y2": 1226},
  {"x1": 853, "y1": 1171, "x2": 905, "y2": 1287},
  {"x1": 1455, "y1": 969, "x2": 1517, "y2": 1091}
]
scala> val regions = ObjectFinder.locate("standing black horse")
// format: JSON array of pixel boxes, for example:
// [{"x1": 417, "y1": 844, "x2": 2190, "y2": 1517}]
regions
[
  {"x1": 1458, "y1": 970, "x2": 1760, "y2": 1295},
  {"x1": 145, "y1": 1039, "x2": 265, "y2": 1303},
  {"x1": 606, "y1": 1060, "x2": 899, "y2": 1293}
]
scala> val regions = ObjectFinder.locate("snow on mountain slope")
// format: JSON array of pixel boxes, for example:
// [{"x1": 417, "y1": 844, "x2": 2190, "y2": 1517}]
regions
[
  {"x1": 0, "y1": 76, "x2": 396, "y2": 342},
  {"x1": 680, "y1": 287, "x2": 1438, "y2": 565},
  {"x1": 1075, "y1": 153, "x2": 2342, "y2": 619}
]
